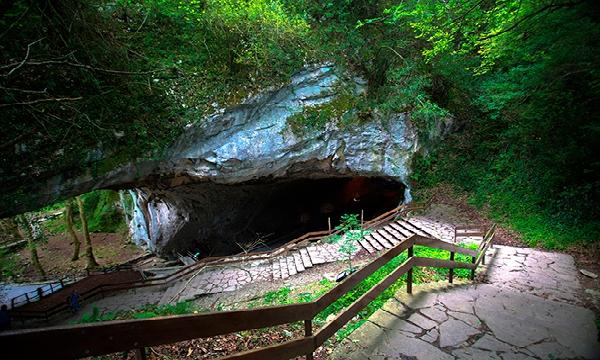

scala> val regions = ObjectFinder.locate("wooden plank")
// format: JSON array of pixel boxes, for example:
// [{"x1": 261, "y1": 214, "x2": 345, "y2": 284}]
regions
[
  {"x1": 0, "y1": 303, "x2": 315, "y2": 359},
  {"x1": 413, "y1": 236, "x2": 478, "y2": 257},
  {"x1": 219, "y1": 337, "x2": 315, "y2": 360},
  {"x1": 315, "y1": 236, "x2": 415, "y2": 312},
  {"x1": 371, "y1": 232, "x2": 393, "y2": 249},
  {"x1": 299, "y1": 248, "x2": 313, "y2": 268},
  {"x1": 412, "y1": 257, "x2": 476, "y2": 270},
  {"x1": 315, "y1": 258, "x2": 415, "y2": 346}
]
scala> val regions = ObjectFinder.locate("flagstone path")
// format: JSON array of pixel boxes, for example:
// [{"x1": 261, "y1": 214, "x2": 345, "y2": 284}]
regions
[{"x1": 331, "y1": 245, "x2": 600, "y2": 360}]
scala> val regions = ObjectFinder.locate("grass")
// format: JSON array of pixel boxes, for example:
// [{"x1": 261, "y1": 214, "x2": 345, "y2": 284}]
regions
[
  {"x1": 77, "y1": 301, "x2": 199, "y2": 324},
  {"x1": 252, "y1": 244, "x2": 475, "y2": 340},
  {"x1": 0, "y1": 248, "x2": 21, "y2": 280}
]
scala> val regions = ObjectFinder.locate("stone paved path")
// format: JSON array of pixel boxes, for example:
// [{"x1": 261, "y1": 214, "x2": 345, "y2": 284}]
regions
[{"x1": 331, "y1": 245, "x2": 600, "y2": 360}]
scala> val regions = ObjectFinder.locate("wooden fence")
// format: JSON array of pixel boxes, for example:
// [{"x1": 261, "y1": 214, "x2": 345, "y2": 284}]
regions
[
  {"x1": 0, "y1": 222, "x2": 496, "y2": 360},
  {"x1": 10, "y1": 203, "x2": 423, "y2": 321}
]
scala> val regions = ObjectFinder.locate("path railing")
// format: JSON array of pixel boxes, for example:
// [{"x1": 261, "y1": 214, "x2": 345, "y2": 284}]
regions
[
  {"x1": 0, "y1": 223, "x2": 496, "y2": 360},
  {"x1": 9, "y1": 203, "x2": 422, "y2": 321}
]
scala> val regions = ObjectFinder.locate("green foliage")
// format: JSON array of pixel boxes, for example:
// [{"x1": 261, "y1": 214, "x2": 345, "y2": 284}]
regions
[
  {"x1": 0, "y1": 248, "x2": 21, "y2": 279},
  {"x1": 397, "y1": 1, "x2": 600, "y2": 248}
]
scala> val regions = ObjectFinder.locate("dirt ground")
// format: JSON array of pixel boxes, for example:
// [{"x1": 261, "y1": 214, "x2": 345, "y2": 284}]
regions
[{"x1": 10, "y1": 231, "x2": 144, "y2": 282}]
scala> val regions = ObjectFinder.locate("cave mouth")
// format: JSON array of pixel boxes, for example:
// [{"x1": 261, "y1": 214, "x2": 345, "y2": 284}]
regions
[{"x1": 154, "y1": 176, "x2": 405, "y2": 257}]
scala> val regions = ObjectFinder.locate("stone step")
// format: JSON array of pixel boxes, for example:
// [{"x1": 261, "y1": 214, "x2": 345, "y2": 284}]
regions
[
  {"x1": 383, "y1": 226, "x2": 407, "y2": 241},
  {"x1": 299, "y1": 248, "x2": 313, "y2": 268},
  {"x1": 286, "y1": 256, "x2": 297, "y2": 276},
  {"x1": 405, "y1": 219, "x2": 437, "y2": 238},
  {"x1": 272, "y1": 259, "x2": 281, "y2": 280},
  {"x1": 390, "y1": 222, "x2": 415, "y2": 237},
  {"x1": 371, "y1": 232, "x2": 393, "y2": 249},
  {"x1": 398, "y1": 220, "x2": 429, "y2": 237},
  {"x1": 292, "y1": 251, "x2": 306, "y2": 272},
  {"x1": 279, "y1": 257, "x2": 289, "y2": 279},
  {"x1": 357, "y1": 238, "x2": 376, "y2": 253},
  {"x1": 307, "y1": 246, "x2": 326, "y2": 265},
  {"x1": 364, "y1": 234, "x2": 384, "y2": 251},
  {"x1": 378, "y1": 229, "x2": 400, "y2": 245}
]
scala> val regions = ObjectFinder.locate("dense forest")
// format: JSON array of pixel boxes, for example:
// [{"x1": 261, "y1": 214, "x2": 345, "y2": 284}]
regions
[{"x1": 1, "y1": 0, "x2": 598, "y2": 248}]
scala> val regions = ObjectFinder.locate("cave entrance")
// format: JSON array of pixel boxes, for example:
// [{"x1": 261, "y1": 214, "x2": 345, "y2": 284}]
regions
[{"x1": 158, "y1": 176, "x2": 405, "y2": 257}]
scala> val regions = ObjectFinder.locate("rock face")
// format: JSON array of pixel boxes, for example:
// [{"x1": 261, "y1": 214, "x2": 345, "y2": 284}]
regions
[
  {"x1": 10, "y1": 63, "x2": 452, "y2": 255},
  {"x1": 128, "y1": 63, "x2": 441, "y2": 255}
]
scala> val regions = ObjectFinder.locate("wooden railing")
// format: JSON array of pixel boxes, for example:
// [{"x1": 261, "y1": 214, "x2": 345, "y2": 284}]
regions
[
  {"x1": 0, "y1": 223, "x2": 497, "y2": 360},
  {"x1": 10, "y1": 203, "x2": 420, "y2": 321}
]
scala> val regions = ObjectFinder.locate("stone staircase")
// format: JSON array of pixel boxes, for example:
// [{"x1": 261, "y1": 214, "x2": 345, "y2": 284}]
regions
[{"x1": 269, "y1": 218, "x2": 438, "y2": 279}]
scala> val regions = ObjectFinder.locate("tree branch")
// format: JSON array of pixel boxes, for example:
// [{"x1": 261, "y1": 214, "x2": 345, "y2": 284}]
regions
[
  {"x1": 5, "y1": 38, "x2": 45, "y2": 77},
  {"x1": 1, "y1": 59, "x2": 162, "y2": 75},
  {"x1": 0, "y1": 97, "x2": 82, "y2": 108},
  {"x1": 479, "y1": 1, "x2": 584, "y2": 41}
]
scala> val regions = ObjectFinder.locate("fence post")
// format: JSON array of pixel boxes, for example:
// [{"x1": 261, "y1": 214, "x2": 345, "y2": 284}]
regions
[
  {"x1": 407, "y1": 246, "x2": 413, "y2": 294},
  {"x1": 470, "y1": 256, "x2": 476, "y2": 280},
  {"x1": 305, "y1": 319, "x2": 314, "y2": 360},
  {"x1": 134, "y1": 347, "x2": 147, "y2": 360},
  {"x1": 449, "y1": 252, "x2": 455, "y2": 284}
]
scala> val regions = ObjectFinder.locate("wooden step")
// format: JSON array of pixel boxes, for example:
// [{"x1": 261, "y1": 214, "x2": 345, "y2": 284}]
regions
[
  {"x1": 279, "y1": 257, "x2": 289, "y2": 279},
  {"x1": 357, "y1": 238, "x2": 376, "y2": 253},
  {"x1": 286, "y1": 256, "x2": 297, "y2": 276},
  {"x1": 292, "y1": 252, "x2": 305, "y2": 272},
  {"x1": 299, "y1": 248, "x2": 313, "y2": 268},
  {"x1": 371, "y1": 232, "x2": 393, "y2": 248},
  {"x1": 307, "y1": 246, "x2": 326, "y2": 265},
  {"x1": 364, "y1": 234, "x2": 384, "y2": 251},
  {"x1": 378, "y1": 229, "x2": 400, "y2": 245}
]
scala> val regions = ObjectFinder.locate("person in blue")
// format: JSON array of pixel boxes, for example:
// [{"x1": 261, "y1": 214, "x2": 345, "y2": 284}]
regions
[
  {"x1": 68, "y1": 290, "x2": 81, "y2": 312},
  {"x1": 0, "y1": 304, "x2": 10, "y2": 331}
]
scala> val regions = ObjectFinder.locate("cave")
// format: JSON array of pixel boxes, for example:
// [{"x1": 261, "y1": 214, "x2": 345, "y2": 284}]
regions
[{"x1": 136, "y1": 176, "x2": 406, "y2": 258}]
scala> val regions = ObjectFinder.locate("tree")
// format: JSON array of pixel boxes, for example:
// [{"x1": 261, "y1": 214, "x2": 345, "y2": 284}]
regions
[
  {"x1": 64, "y1": 199, "x2": 81, "y2": 261},
  {"x1": 15, "y1": 214, "x2": 46, "y2": 279},
  {"x1": 76, "y1": 196, "x2": 98, "y2": 269},
  {"x1": 328, "y1": 213, "x2": 365, "y2": 272}
]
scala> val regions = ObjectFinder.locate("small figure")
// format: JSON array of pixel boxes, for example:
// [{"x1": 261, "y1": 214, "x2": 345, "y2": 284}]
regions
[
  {"x1": 0, "y1": 304, "x2": 11, "y2": 331},
  {"x1": 68, "y1": 290, "x2": 81, "y2": 312}
]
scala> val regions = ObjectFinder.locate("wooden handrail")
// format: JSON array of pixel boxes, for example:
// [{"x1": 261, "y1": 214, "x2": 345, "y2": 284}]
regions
[
  {"x1": 11, "y1": 204, "x2": 418, "y2": 320},
  {"x1": 1, "y1": 220, "x2": 495, "y2": 360}
]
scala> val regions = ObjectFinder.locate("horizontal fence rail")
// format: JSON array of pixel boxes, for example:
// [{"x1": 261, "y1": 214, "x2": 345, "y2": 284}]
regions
[
  {"x1": 0, "y1": 221, "x2": 497, "y2": 360},
  {"x1": 11, "y1": 203, "x2": 424, "y2": 321}
]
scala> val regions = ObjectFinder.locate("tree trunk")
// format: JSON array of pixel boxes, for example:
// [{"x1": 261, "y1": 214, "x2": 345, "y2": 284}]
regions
[
  {"x1": 16, "y1": 214, "x2": 46, "y2": 279},
  {"x1": 76, "y1": 196, "x2": 98, "y2": 269},
  {"x1": 65, "y1": 199, "x2": 81, "y2": 261}
]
